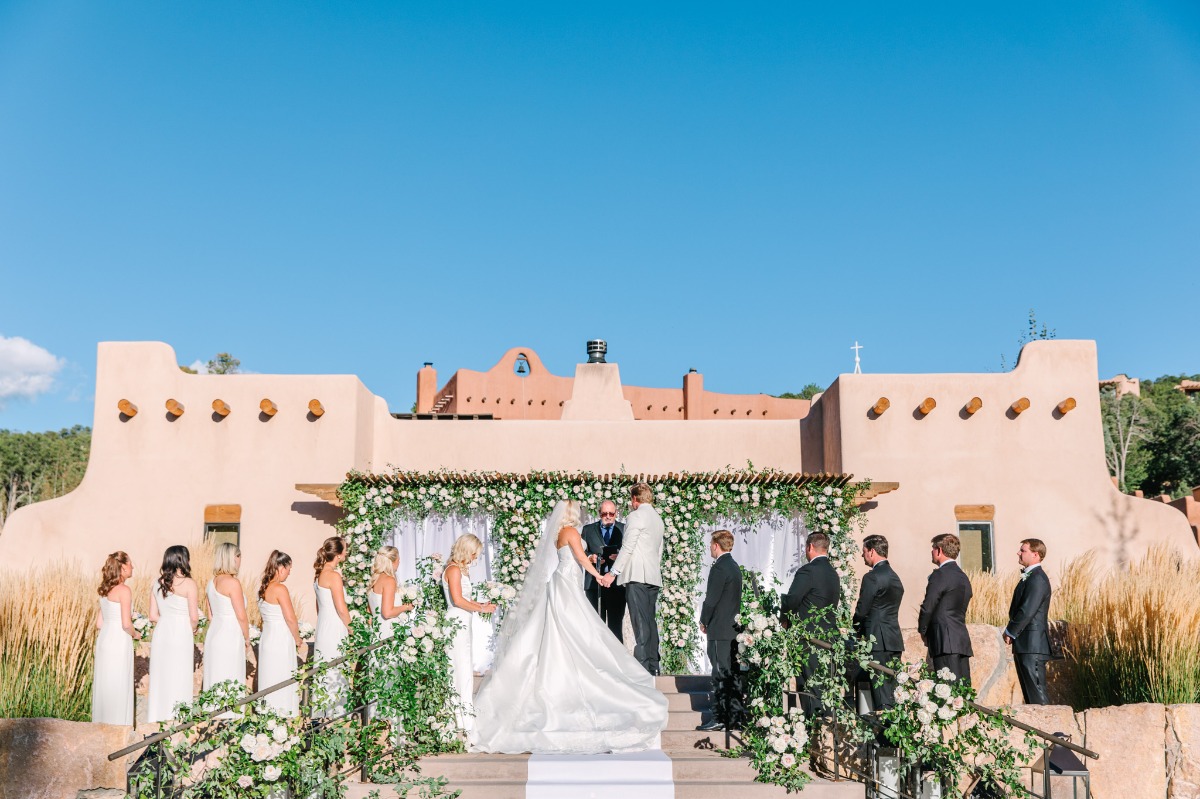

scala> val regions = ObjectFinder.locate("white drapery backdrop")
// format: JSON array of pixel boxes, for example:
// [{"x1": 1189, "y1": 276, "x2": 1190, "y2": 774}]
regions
[{"x1": 385, "y1": 511, "x2": 810, "y2": 672}]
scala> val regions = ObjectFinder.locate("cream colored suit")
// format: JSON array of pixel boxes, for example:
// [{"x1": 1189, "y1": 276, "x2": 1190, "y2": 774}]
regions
[{"x1": 612, "y1": 503, "x2": 664, "y2": 587}]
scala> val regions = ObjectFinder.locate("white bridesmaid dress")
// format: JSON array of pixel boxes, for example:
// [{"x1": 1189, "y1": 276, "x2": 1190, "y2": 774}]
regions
[
  {"x1": 91, "y1": 596, "x2": 134, "y2": 725},
  {"x1": 367, "y1": 589, "x2": 395, "y2": 723},
  {"x1": 147, "y1": 580, "x2": 195, "y2": 723},
  {"x1": 313, "y1": 582, "x2": 349, "y2": 717},
  {"x1": 443, "y1": 566, "x2": 475, "y2": 735},
  {"x1": 257, "y1": 599, "x2": 300, "y2": 716},
  {"x1": 203, "y1": 581, "x2": 246, "y2": 692}
]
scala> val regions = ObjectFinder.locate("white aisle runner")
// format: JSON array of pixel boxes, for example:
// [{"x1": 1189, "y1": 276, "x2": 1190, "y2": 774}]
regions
[{"x1": 525, "y1": 750, "x2": 675, "y2": 799}]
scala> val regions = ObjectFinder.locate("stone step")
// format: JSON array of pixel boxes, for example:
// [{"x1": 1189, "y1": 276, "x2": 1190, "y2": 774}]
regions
[
  {"x1": 655, "y1": 674, "x2": 713, "y2": 692},
  {"x1": 666, "y1": 709, "x2": 714, "y2": 730},
  {"x1": 666, "y1": 690, "x2": 712, "y2": 711},
  {"x1": 661, "y1": 726, "x2": 749, "y2": 752}
]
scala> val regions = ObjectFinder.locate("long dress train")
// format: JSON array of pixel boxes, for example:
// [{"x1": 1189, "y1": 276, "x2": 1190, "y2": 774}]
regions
[{"x1": 471, "y1": 545, "x2": 669, "y2": 754}]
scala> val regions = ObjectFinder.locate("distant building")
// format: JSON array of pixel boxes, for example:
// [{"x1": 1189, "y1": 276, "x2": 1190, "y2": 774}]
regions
[{"x1": 1099, "y1": 373, "x2": 1141, "y2": 397}]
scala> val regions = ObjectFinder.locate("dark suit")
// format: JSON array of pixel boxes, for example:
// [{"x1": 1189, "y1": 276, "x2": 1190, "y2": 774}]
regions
[
  {"x1": 917, "y1": 561, "x2": 974, "y2": 684},
  {"x1": 782, "y1": 555, "x2": 841, "y2": 716},
  {"x1": 701, "y1": 552, "x2": 743, "y2": 725},
  {"x1": 1006, "y1": 565, "x2": 1052, "y2": 704},
  {"x1": 852, "y1": 559, "x2": 904, "y2": 709},
  {"x1": 581, "y1": 519, "x2": 625, "y2": 641}
]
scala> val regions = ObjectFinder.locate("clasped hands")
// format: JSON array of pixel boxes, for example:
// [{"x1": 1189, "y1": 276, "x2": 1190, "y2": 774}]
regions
[{"x1": 596, "y1": 573, "x2": 616, "y2": 588}]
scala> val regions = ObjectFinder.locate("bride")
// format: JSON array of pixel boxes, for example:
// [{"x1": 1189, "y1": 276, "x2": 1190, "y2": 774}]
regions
[{"x1": 471, "y1": 499, "x2": 669, "y2": 754}]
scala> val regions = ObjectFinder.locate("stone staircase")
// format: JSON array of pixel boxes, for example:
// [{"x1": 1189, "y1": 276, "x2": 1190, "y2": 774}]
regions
[{"x1": 346, "y1": 676, "x2": 864, "y2": 798}]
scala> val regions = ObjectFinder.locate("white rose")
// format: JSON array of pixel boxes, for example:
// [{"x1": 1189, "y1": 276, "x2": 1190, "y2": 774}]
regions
[
  {"x1": 771, "y1": 736, "x2": 788, "y2": 753},
  {"x1": 263, "y1": 764, "x2": 282, "y2": 782},
  {"x1": 916, "y1": 709, "x2": 933, "y2": 725},
  {"x1": 272, "y1": 725, "x2": 288, "y2": 743},
  {"x1": 937, "y1": 705, "x2": 956, "y2": 721},
  {"x1": 240, "y1": 733, "x2": 257, "y2": 754},
  {"x1": 934, "y1": 683, "x2": 952, "y2": 699},
  {"x1": 780, "y1": 752, "x2": 797, "y2": 768}
]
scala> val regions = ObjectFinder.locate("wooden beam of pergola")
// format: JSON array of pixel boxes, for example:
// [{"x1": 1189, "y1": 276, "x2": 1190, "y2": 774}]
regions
[{"x1": 296, "y1": 475, "x2": 899, "y2": 509}]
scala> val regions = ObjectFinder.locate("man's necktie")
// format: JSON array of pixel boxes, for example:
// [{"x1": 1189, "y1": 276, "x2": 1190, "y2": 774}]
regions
[{"x1": 603, "y1": 526, "x2": 612, "y2": 545}]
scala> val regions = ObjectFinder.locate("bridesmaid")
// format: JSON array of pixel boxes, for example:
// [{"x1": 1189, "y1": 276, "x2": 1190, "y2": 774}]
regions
[
  {"x1": 368, "y1": 546, "x2": 414, "y2": 640},
  {"x1": 313, "y1": 536, "x2": 351, "y2": 717},
  {"x1": 202, "y1": 543, "x2": 251, "y2": 702},
  {"x1": 443, "y1": 534, "x2": 496, "y2": 735},
  {"x1": 147, "y1": 545, "x2": 199, "y2": 724},
  {"x1": 257, "y1": 551, "x2": 305, "y2": 716},
  {"x1": 367, "y1": 546, "x2": 414, "y2": 722},
  {"x1": 92, "y1": 551, "x2": 141, "y2": 725}
]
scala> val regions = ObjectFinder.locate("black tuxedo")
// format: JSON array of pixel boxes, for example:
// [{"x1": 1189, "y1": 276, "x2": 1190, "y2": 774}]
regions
[
  {"x1": 852, "y1": 559, "x2": 904, "y2": 709},
  {"x1": 781, "y1": 555, "x2": 841, "y2": 716},
  {"x1": 581, "y1": 519, "x2": 625, "y2": 641},
  {"x1": 918, "y1": 561, "x2": 974, "y2": 683},
  {"x1": 1006, "y1": 565, "x2": 1052, "y2": 704},
  {"x1": 701, "y1": 553, "x2": 744, "y2": 724}
]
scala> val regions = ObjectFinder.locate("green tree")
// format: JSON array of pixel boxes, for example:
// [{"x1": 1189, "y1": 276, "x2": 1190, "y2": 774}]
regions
[
  {"x1": 206, "y1": 353, "x2": 241, "y2": 374},
  {"x1": 0, "y1": 426, "x2": 91, "y2": 532},
  {"x1": 1139, "y1": 375, "x2": 1200, "y2": 498},
  {"x1": 1101, "y1": 388, "x2": 1152, "y2": 492},
  {"x1": 775, "y1": 383, "x2": 823, "y2": 400},
  {"x1": 1000, "y1": 309, "x2": 1056, "y2": 370}
]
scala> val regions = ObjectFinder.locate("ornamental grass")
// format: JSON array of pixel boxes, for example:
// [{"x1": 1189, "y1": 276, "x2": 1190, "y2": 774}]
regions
[
  {"x1": 1055, "y1": 546, "x2": 1200, "y2": 709},
  {"x1": 970, "y1": 546, "x2": 1200, "y2": 708},
  {"x1": 0, "y1": 559, "x2": 96, "y2": 720}
]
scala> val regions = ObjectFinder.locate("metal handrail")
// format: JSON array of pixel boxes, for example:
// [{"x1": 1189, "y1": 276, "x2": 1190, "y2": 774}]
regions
[
  {"x1": 803, "y1": 636, "x2": 1100, "y2": 761},
  {"x1": 108, "y1": 633, "x2": 399, "y2": 761}
]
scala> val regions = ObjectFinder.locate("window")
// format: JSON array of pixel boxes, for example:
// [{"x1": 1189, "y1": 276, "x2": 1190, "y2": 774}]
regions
[
  {"x1": 956, "y1": 521, "x2": 994, "y2": 572},
  {"x1": 954, "y1": 504, "x2": 995, "y2": 573},
  {"x1": 204, "y1": 504, "x2": 241, "y2": 547},
  {"x1": 204, "y1": 523, "x2": 240, "y2": 548}
]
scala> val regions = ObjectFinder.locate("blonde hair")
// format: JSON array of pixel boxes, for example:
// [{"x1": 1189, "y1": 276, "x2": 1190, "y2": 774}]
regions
[
  {"x1": 631, "y1": 482, "x2": 654, "y2": 504},
  {"x1": 559, "y1": 500, "x2": 582, "y2": 532},
  {"x1": 372, "y1": 546, "x2": 399, "y2": 581},
  {"x1": 213, "y1": 542, "x2": 241, "y2": 576},
  {"x1": 449, "y1": 534, "x2": 483, "y2": 567},
  {"x1": 711, "y1": 530, "x2": 734, "y2": 552}
]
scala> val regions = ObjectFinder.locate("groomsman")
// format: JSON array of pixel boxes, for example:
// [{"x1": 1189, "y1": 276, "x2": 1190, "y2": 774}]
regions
[
  {"x1": 918, "y1": 533, "x2": 974, "y2": 684},
  {"x1": 1004, "y1": 539, "x2": 1052, "y2": 705},
  {"x1": 851, "y1": 534, "x2": 904, "y2": 710},
  {"x1": 782, "y1": 532, "x2": 840, "y2": 717},
  {"x1": 697, "y1": 530, "x2": 743, "y2": 732},
  {"x1": 582, "y1": 500, "x2": 626, "y2": 641}
]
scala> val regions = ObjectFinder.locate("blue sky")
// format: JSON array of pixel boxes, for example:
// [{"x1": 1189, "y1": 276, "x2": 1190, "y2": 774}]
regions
[{"x1": 2, "y1": 1, "x2": 1198, "y2": 432}]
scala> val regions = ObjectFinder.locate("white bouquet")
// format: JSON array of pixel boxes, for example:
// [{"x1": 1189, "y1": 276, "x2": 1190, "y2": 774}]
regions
[
  {"x1": 297, "y1": 622, "x2": 315, "y2": 642},
  {"x1": 247, "y1": 625, "x2": 261, "y2": 644},
  {"x1": 474, "y1": 581, "x2": 517, "y2": 621},
  {"x1": 131, "y1": 611, "x2": 152, "y2": 642}
]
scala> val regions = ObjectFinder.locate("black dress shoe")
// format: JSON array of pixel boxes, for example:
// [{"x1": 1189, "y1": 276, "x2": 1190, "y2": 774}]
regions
[{"x1": 696, "y1": 720, "x2": 725, "y2": 732}]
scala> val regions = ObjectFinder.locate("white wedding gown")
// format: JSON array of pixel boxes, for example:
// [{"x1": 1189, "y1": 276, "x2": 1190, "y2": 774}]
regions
[{"x1": 471, "y1": 529, "x2": 669, "y2": 754}]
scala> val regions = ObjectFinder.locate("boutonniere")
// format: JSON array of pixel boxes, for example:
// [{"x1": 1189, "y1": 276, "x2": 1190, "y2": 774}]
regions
[{"x1": 1020, "y1": 570, "x2": 1031, "y2": 583}]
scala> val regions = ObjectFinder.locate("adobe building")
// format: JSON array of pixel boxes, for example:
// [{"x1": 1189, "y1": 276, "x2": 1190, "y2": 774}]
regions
[{"x1": 1, "y1": 338, "x2": 1192, "y2": 624}]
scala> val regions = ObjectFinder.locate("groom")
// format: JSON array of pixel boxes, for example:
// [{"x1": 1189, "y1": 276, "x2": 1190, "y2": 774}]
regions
[{"x1": 609, "y1": 482, "x2": 664, "y2": 675}]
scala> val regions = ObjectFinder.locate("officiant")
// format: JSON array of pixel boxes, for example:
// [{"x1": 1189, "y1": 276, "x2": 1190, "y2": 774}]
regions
[{"x1": 582, "y1": 500, "x2": 626, "y2": 641}]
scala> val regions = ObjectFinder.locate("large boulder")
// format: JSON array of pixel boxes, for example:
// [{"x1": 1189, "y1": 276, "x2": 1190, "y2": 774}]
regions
[
  {"x1": 1007, "y1": 704, "x2": 1087, "y2": 797},
  {"x1": 0, "y1": 718, "x2": 136, "y2": 799},
  {"x1": 1168, "y1": 704, "x2": 1200, "y2": 799},
  {"x1": 899, "y1": 624, "x2": 1021, "y2": 706},
  {"x1": 1083, "y1": 703, "x2": 1167, "y2": 799}
]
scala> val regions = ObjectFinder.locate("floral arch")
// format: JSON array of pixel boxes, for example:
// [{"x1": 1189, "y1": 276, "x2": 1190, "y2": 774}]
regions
[{"x1": 334, "y1": 468, "x2": 872, "y2": 672}]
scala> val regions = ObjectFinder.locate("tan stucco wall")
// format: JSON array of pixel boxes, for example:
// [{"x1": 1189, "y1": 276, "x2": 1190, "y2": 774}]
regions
[
  {"x1": 814, "y1": 340, "x2": 1194, "y2": 624},
  {"x1": 1, "y1": 339, "x2": 1192, "y2": 626}
]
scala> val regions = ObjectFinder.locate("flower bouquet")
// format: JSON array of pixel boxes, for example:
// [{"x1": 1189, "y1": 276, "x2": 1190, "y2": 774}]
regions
[
  {"x1": 473, "y1": 580, "x2": 517, "y2": 621},
  {"x1": 131, "y1": 611, "x2": 152, "y2": 643}
]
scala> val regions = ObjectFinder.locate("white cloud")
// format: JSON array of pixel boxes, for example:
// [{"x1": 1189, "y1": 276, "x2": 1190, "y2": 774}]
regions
[
  {"x1": 188, "y1": 360, "x2": 210, "y2": 374},
  {"x1": 0, "y1": 335, "x2": 65, "y2": 404}
]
